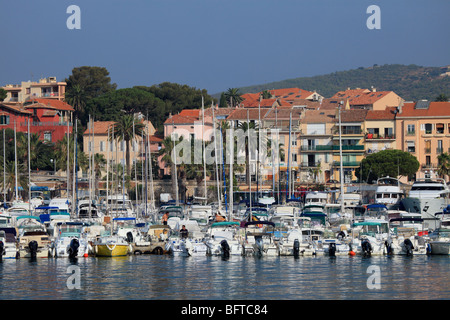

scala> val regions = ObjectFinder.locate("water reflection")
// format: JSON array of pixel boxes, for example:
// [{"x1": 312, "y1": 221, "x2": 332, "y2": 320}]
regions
[{"x1": 0, "y1": 255, "x2": 448, "y2": 300}]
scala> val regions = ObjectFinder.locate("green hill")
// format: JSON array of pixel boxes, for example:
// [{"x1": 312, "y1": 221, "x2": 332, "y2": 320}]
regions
[{"x1": 232, "y1": 64, "x2": 450, "y2": 101}]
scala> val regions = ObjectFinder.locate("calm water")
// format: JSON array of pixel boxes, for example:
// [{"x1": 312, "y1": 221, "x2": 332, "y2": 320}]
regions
[{"x1": 0, "y1": 254, "x2": 449, "y2": 300}]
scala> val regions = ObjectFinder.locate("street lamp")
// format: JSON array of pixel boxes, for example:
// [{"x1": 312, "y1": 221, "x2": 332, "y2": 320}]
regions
[{"x1": 50, "y1": 159, "x2": 56, "y2": 175}]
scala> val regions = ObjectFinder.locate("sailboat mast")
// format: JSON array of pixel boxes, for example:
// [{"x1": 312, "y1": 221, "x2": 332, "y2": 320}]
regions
[
  {"x1": 172, "y1": 120, "x2": 179, "y2": 206},
  {"x1": 202, "y1": 96, "x2": 207, "y2": 202},
  {"x1": 14, "y1": 120, "x2": 18, "y2": 202},
  {"x1": 212, "y1": 105, "x2": 221, "y2": 208},
  {"x1": 73, "y1": 119, "x2": 78, "y2": 217},
  {"x1": 247, "y1": 109, "x2": 252, "y2": 219},
  {"x1": 27, "y1": 118, "x2": 31, "y2": 211},
  {"x1": 3, "y1": 129, "x2": 6, "y2": 204},
  {"x1": 106, "y1": 124, "x2": 110, "y2": 215},
  {"x1": 338, "y1": 103, "x2": 345, "y2": 214},
  {"x1": 229, "y1": 125, "x2": 234, "y2": 221}
]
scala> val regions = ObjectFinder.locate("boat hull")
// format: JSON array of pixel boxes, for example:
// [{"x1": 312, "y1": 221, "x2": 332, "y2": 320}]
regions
[
  {"x1": 95, "y1": 244, "x2": 129, "y2": 257},
  {"x1": 430, "y1": 242, "x2": 450, "y2": 255}
]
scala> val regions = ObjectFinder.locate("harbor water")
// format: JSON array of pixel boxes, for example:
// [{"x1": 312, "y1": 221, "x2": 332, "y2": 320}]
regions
[{"x1": 0, "y1": 254, "x2": 449, "y2": 300}]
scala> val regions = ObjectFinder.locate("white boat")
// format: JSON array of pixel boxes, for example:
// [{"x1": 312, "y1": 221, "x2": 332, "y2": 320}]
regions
[
  {"x1": 305, "y1": 191, "x2": 328, "y2": 208},
  {"x1": 77, "y1": 199, "x2": 102, "y2": 220},
  {"x1": 350, "y1": 219, "x2": 390, "y2": 256},
  {"x1": 106, "y1": 194, "x2": 135, "y2": 217},
  {"x1": 401, "y1": 179, "x2": 450, "y2": 230},
  {"x1": 273, "y1": 216, "x2": 316, "y2": 256},
  {"x1": 0, "y1": 227, "x2": 19, "y2": 259},
  {"x1": 375, "y1": 176, "x2": 404, "y2": 209},
  {"x1": 428, "y1": 227, "x2": 450, "y2": 255},
  {"x1": 17, "y1": 217, "x2": 51, "y2": 259},
  {"x1": 49, "y1": 197, "x2": 72, "y2": 213},
  {"x1": 204, "y1": 221, "x2": 244, "y2": 257},
  {"x1": 51, "y1": 221, "x2": 90, "y2": 258},
  {"x1": 386, "y1": 215, "x2": 430, "y2": 255},
  {"x1": 242, "y1": 221, "x2": 278, "y2": 256}
]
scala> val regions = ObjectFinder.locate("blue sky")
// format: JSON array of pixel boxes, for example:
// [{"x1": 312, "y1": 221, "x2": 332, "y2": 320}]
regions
[{"x1": 0, "y1": 0, "x2": 449, "y2": 94}]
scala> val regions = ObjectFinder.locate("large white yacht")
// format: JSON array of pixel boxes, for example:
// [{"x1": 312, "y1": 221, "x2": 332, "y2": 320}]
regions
[
  {"x1": 374, "y1": 176, "x2": 404, "y2": 209},
  {"x1": 401, "y1": 178, "x2": 450, "y2": 230}
]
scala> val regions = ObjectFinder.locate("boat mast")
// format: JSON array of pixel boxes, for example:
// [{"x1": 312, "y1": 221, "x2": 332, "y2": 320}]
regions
[
  {"x1": 106, "y1": 124, "x2": 110, "y2": 215},
  {"x1": 73, "y1": 119, "x2": 78, "y2": 218},
  {"x1": 14, "y1": 120, "x2": 18, "y2": 202},
  {"x1": 3, "y1": 129, "x2": 6, "y2": 205},
  {"x1": 247, "y1": 109, "x2": 252, "y2": 220},
  {"x1": 212, "y1": 104, "x2": 221, "y2": 209},
  {"x1": 286, "y1": 111, "x2": 292, "y2": 202},
  {"x1": 147, "y1": 121, "x2": 155, "y2": 214},
  {"x1": 133, "y1": 118, "x2": 138, "y2": 216},
  {"x1": 229, "y1": 125, "x2": 234, "y2": 221},
  {"x1": 338, "y1": 102, "x2": 345, "y2": 214},
  {"x1": 172, "y1": 120, "x2": 179, "y2": 206},
  {"x1": 202, "y1": 96, "x2": 207, "y2": 203},
  {"x1": 67, "y1": 117, "x2": 70, "y2": 202},
  {"x1": 27, "y1": 118, "x2": 31, "y2": 212}
]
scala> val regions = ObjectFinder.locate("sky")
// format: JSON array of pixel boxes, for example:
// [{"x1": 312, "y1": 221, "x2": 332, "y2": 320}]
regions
[{"x1": 0, "y1": 0, "x2": 449, "y2": 95}]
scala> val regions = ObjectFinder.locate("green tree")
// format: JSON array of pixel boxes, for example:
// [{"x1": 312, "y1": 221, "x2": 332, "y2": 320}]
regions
[
  {"x1": 65, "y1": 84, "x2": 88, "y2": 118},
  {"x1": 219, "y1": 92, "x2": 228, "y2": 108},
  {"x1": 0, "y1": 88, "x2": 7, "y2": 102},
  {"x1": 356, "y1": 149, "x2": 420, "y2": 183},
  {"x1": 224, "y1": 88, "x2": 243, "y2": 107},
  {"x1": 17, "y1": 132, "x2": 54, "y2": 170},
  {"x1": 435, "y1": 93, "x2": 449, "y2": 102},
  {"x1": 1, "y1": 161, "x2": 28, "y2": 201},
  {"x1": 112, "y1": 115, "x2": 145, "y2": 176},
  {"x1": 437, "y1": 152, "x2": 450, "y2": 180}
]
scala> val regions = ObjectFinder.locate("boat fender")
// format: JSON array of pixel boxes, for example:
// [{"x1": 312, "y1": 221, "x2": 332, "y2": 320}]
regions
[
  {"x1": 328, "y1": 243, "x2": 336, "y2": 257},
  {"x1": 337, "y1": 231, "x2": 346, "y2": 240},
  {"x1": 220, "y1": 240, "x2": 230, "y2": 257},
  {"x1": 68, "y1": 238, "x2": 80, "y2": 259},
  {"x1": 426, "y1": 243, "x2": 431, "y2": 255},
  {"x1": 403, "y1": 239, "x2": 414, "y2": 256},
  {"x1": 28, "y1": 240, "x2": 39, "y2": 258},
  {"x1": 293, "y1": 239, "x2": 300, "y2": 257}
]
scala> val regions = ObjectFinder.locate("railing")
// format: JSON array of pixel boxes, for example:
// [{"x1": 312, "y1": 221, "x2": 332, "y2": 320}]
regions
[
  {"x1": 424, "y1": 148, "x2": 431, "y2": 154},
  {"x1": 437, "y1": 148, "x2": 444, "y2": 154},
  {"x1": 20, "y1": 121, "x2": 72, "y2": 127},
  {"x1": 421, "y1": 163, "x2": 437, "y2": 169},
  {"x1": 406, "y1": 131, "x2": 415, "y2": 136},
  {"x1": 301, "y1": 145, "x2": 364, "y2": 151},
  {"x1": 332, "y1": 161, "x2": 360, "y2": 167},
  {"x1": 300, "y1": 162, "x2": 321, "y2": 168},
  {"x1": 365, "y1": 133, "x2": 395, "y2": 140}
]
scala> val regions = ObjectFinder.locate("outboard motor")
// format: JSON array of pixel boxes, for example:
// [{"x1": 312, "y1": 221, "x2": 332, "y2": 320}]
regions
[
  {"x1": 255, "y1": 236, "x2": 264, "y2": 256},
  {"x1": 68, "y1": 238, "x2": 80, "y2": 259},
  {"x1": 361, "y1": 239, "x2": 372, "y2": 257},
  {"x1": 385, "y1": 240, "x2": 393, "y2": 255},
  {"x1": 126, "y1": 232, "x2": 134, "y2": 244},
  {"x1": 403, "y1": 239, "x2": 414, "y2": 256},
  {"x1": 293, "y1": 239, "x2": 300, "y2": 257},
  {"x1": 0, "y1": 240, "x2": 4, "y2": 261},
  {"x1": 28, "y1": 240, "x2": 39, "y2": 258},
  {"x1": 328, "y1": 242, "x2": 336, "y2": 257},
  {"x1": 337, "y1": 231, "x2": 346, "y2": 240},
  {"x1": 220, "y1": 240, "x2": 230, "y2": 257}
]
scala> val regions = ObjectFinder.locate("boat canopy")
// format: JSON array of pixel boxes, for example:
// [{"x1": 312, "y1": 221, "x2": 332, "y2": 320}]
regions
[
  {"x1": 211, "y1": 221, "x2": 240, "y2": 228},
  {"x1": 367, "y1": 204, "x2": 388, "y2": 209},
  {"x1": 353, "y1": 221, "x2": 384, "y2": 227},
  {"x1": 16, "y1": 215, "x2": 40, "y2": 221},
  {"x1": 113, "y1": 217, "x2": 136, "y2": 221},
  {"x1": 244, "y1": 221, "x2": 275, "y2": 228},
  {"x1": 389, "y1": 217, "x2": 423, "y2": 223}
]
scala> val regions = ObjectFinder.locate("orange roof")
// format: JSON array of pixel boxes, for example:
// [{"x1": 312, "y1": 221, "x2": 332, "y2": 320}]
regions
[
  {"x1": 164, "y1": 114, "x2": 200, "y2": 125},
  {"x1": 397, "y1": 101, "x2": 450, "y2": 118},
  {"x1": 27, "y1": 98, "x2": 74, "y2": 111},
  {"x1": 331, "y1": 89, "x2": 398, "y2": 106},
  {"x1": 179, "y1": 109, "x2": 201, "y2": 118},
  {"x1": 0, "y1": 103, "x2": 32, "y2": 114},
  {"x1": 301, "y1": 109, "x2": 336, "y2": 123},
  {"x1": 227, "y1": 108, "x2": 270, "y2": 121},
  {"x1": 268, "y1": 88, "x2": 315, "y2": 100},
  {"x1": 331, "y1": 88, "x2": 371, "y2": 99},
  {"x1": 83, "y1": 121, "x2": 116, "y2": 135},
  {"x1": 365, "y1": 107, "x2": 397, "y2": 120}
]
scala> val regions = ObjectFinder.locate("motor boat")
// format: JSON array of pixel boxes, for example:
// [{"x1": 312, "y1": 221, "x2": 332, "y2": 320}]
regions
[
  {"x1": 51, "y1": 221, "x2": 90, "y2": 258},
  {"x1": 0, "y1": 227, "x2": 18, "y2": 259},
  {"x1": 16, "y1": 216, "x2": 51, "y2": 258},
  {"x1": 375, "y1": 176, "x2": 404, "y2": 209},
  {"x1": 386, "y1": 216, "x2": 430, "y2": 255},
  {"x1": 93, "y1": 232, "x2": 130, "y2": 257},
  {"x1": 401, "y1": 178, "x2": 450, "y2": 230},
  {"x1": 273, "y1": 216, "x2": 316, "y2": 256},
  {"x1": 428, "y1": 227, "x2": 450, "y2": 255},
  {"x1": 204, "y1": 221, "x2": 244, "y2": 257},
  {"x1": 350, "y1": 219, "x2": 390, "y2": 256},
  {"x1": 106, "y1": 194, "x2": 135, "y2": 217},
  {"x1": 242, "y1": 221, "x2": 277, "y2": 256}
]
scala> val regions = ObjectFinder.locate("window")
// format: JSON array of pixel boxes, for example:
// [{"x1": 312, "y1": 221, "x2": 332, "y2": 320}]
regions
[
  {"x1": 425, "y1": 123, "x2": 432, "y2": 134},
  {"x1": 406, "y1": 140, "x2": 415, "y2": 153},
  {"x1": 44, "y1": 131, "x2": 52, "y2": 142},
  {"x1": 407, "y1": 124, "x2": 415, "y2": 135},
  {"x1": 100, "y1": 141, "x2": 105, "y2": 152},
  {"x1": 436, "y1": 123, "x2": 444, "y2": 134},
  {"x1": 0, "y1": 115, "x2": 10, "y2": 125}
]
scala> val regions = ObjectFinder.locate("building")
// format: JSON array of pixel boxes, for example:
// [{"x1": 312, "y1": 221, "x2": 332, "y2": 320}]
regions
[
  {"x1": 364, "y1": 107, "x2": 397, "y2": 155},
  {"x1": 298, "y1": 109, "x2": 337, "y2": 183},
  {"x1": 0, "y1": 98, "x2": 74, "y2": 142},
  {"x1": 395, "y1": 100, "x2": 450, "y2": 180},
  {"x1": 331, "y1": 87, "x2": 403, "y2": 111},
  {"x1": 1, "y1": 77, "x2": 66, "y2": 103}
]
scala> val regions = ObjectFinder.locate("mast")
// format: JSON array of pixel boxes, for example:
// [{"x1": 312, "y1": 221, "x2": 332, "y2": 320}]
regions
[
  {"x1": 14, "y1": 120, "x2": 18, "y2": 202},
  {"x1": 172, "y1": 120, "x2": 179, "y2": 206},
  {"x1": 73, "y1": 119, "x2": 78, "y2": 218},
  {"x1": 3, "y1": 129, "x2": 6, "y2": 205},
  {"x1": 338, "y1": 102, "x2": 345, "y2": 214},
  {"x1": 67, "y1": 117, "x2": 70, "y2": 201},
  {"x1": 286, "y1": 111, "x2": 292, "y2": 201},
  {"x1": 147, "y1": 121, "x2": 155, "y2": 214},
  {"x1": 202, "y1": 96, "x2": 207, "y2": 202},
  {"x1": 133, "y1": 118, "x2": 138, "y2": 215},
  {"x1": 212, "y1": 104, "x2": 221, "y2": 208},
  {"x1": 27, "y1": 118, "x2": 31, "y2": 211},
  {"x1": 247, "y1": 109, "x2": 252, "y2": 219},
  {"x1": 106, "y1": 124, "x2": 110, "y2": 215},
  {"x1": 229, "y1": 125, "x2": 234, "y2": 221}
]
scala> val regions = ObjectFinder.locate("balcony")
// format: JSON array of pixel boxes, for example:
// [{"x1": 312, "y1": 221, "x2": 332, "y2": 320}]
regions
[
  {"x1": 300, "y1": 162, "x2": 321, "y2": 168},
  {"x1": 405, "y1": 131, "x2": 415, "y2": 136},
  {"x1": 332, "y1": 161, "x2": 360, "y2": 167},
  {"x1": 300, "y1": 145, "x2": 364, "y2": 152},
  {"x1": 424, "y1": 148, "x2": 431, "y2": 154},
  {"x1": 421, "y1": 163, "x2": 437, "y2": 170},
  {"x1": 365, "y1": 133, "x2": 395, "y2": 140},
  {"x1": 437, "y1": 148, "x2": 444, "y2": 154}
]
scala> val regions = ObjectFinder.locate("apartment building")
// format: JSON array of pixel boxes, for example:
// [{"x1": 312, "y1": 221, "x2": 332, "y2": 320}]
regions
[{"x1": 1, "y1": 77, "x2": 66, "y2": 103}]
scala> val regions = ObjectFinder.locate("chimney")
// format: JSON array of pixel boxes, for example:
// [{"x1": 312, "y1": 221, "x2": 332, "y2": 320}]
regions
[
  {"x1": 371, "y1": 86, "x2": 376, "y2": 92},
  {"x1": 397, "y1": 100, "x2": 403, "y2": 114}
]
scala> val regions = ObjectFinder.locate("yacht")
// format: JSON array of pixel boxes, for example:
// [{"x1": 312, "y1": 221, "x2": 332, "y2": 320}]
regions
[
  {"x1": 51, "y1": 221, "x2": 90, "y2": 258},
  {"x1": 401, "y1": 178, "x2": 450, "y2": 230},
  {"x1": 204, "y1": 221, "x2": 244, "y2": 256},
  {"x1": 375, "y1": 176, "x2": 404, "y2": 209},
  {"x1": 106, "y1": 194, "x2": 135, "y2": 217}
]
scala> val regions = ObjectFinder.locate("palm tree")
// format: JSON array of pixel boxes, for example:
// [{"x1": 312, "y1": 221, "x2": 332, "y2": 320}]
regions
[
  {"x1": 1, "y1": 161, "x2": 28, "y2": 201},
  {"x1": 260, "y1": 90, "x2": 272, "y2": 99},
  {"x1": 159, "y1": 136, "x2": 178, "y2": 201},
  {"x1": 17, "y1": 132, "x2": 54, "y2": 170},
  {"x1": 437, "y1": 152, "x2": 450, "y2": 180},
  {"x1": 224, "y1": 88, "x2": 243, "y2": 107},
  {"x1": 65, "y1": 84, "x2": 88, "y2": 117},
  {"x1": 112, "y1": 115, "x2": 145, "y2": 176},
  {"x1": 237, "y1": 120, "x2": 259, "y2": 186}
]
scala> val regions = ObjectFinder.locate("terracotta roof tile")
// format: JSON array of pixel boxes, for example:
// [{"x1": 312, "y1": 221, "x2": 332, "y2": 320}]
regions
[
  {"x1": 301, "y1": 109, "x2": 336, "y2": 123},
  {"x1": 397, "y1": 101, "x2": 450, "y2": 117},
  {"x1": 27, "y1": 98, "x2": 74, "y2": 111},
  {"x1": 226, "y1": 108, "x2": 270, "y2": 121},
  {"x1": 365, "y1": 107, "x2": 397, "y2": 120}
]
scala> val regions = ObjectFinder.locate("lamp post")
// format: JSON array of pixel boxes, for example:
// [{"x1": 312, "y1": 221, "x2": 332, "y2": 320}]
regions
[{"x1": 50, "y1": 159, "x2": 56, "y2": 175}]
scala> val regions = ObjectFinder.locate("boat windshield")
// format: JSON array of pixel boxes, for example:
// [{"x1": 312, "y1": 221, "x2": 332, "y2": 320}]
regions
[
  {"x1": 59, "y1": 225, "x2": 82, "y2": 234},
  {"x1": 411, "y1": 186, "x2": 445, "y2": 191}
]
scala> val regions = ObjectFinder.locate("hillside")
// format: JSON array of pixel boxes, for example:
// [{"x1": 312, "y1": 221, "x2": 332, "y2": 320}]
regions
[{"x1": 232, "y1": 64, "x2": 450, "y2": 101}]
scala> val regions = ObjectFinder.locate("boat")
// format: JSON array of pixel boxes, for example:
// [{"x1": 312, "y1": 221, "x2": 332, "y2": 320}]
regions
[
  {"x1": 77, "y1": 199, "x2": 102, "y2": 220},
  {"x1": 16, "y1": 216, "x2": 51, "y2": 258},
  {"x1": 428, "y1": 227, "x2": 450, "y2": 255},
  {"x1": 94, "y1": 232, "x2": 130, "y2": 257},
  {"x1": 106, "y1": 194, "x2": 135, "y2": 217},
  {"x1": 386, "y1": 216, "x2": 429, "y2": 255},
  {"x1": 166, "y1": 219, "x2": 208, "y2": 257},
  {"x1": 272, "y1": 216, "x2": 316, "y2": 256},
  {"x1": 131, "y1": 224, "x2": 170, "y2": 255},
  {"x1": 242, "y1": 221, "x2": 278, "y2": 256},
  {"x1": 0, "y1": 227, "x2": 19, "y2": 259},
  {"x1": 48, "y1": 197, "x2": 72, "y2": 214},
  {"x1": 401, "y1": 178, "x2": 450, "y2": 230},
  {"x1": 51, "y1": 221, "x2": 90, "y2": 258},
  {"x1": 204, "y1": 221, "x2": 244, "y2": 257},
  {"x1": 350, "y1": 219, "x2": 390, "y2": 256},
  {"x1": 304, "y1": 191, "x2": 328, "y2": 208},
  {"x1": 374, "y1": 176, "x2": 404, "y2": 209}
]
